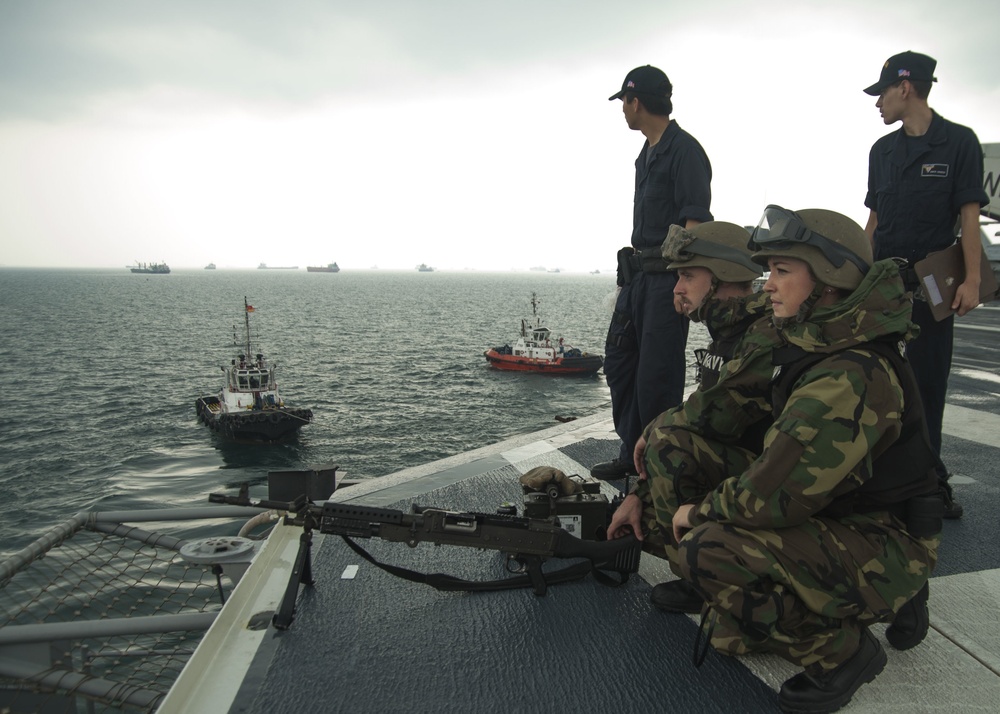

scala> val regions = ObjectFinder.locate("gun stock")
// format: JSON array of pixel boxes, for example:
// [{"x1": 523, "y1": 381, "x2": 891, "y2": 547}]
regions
[{"x1": 552, "y1": 528, "x2": 642, "y2": 575}]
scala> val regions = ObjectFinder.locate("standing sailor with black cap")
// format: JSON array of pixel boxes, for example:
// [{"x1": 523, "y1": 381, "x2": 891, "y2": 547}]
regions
[
  {"x1": 593, "y1": 65, "x2": 713, "y2": 480},
  {"x1": 862, "y1": 51, "x2": 989, "y2": 518}
]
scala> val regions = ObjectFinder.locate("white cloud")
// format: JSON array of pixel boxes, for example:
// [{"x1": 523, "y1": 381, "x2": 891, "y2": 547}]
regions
[{"x1": 0, "y1": 0, "x2": 997, "y2": 270}]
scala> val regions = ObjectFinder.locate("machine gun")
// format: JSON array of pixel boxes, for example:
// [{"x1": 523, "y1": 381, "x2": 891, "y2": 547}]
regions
[{"x1": 209, "y1": 491, "x2": 641, "y2": 630}]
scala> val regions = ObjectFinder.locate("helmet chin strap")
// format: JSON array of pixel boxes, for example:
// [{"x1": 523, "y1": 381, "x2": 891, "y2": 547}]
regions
[
  {"x1": 690, "y1": 278, "x2": 720, "y2": 323},
  {"x1": 773, "y1": 281, "x2": 827, "y2": 328},
  {"x1": 795, "y1": 282, "x2": 828, "y2": 323},
  {"x1": 800, "y1": 278, "x2": 847, "y2": 320}
]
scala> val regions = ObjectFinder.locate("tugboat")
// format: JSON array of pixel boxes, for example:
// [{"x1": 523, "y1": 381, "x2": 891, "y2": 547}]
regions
[
  {"x1": 195, "y1": 298, "x2": 313, "y2": 441},
  {"x1": 484, "y1": 293, "x2": 603, "y2": 375}
]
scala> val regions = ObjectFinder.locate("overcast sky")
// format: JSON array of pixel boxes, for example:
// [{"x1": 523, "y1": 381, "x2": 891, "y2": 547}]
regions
[{"x1": 1, "y1": 0, "x2": 997, "y2": 271}]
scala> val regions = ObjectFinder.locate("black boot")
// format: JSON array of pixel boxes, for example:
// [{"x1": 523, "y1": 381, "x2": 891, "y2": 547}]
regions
[
  {"x1": 650, "y1": 580, "x2": 704, "y2": 613},
  {"x1": 778, "y1": 628, "x2": 886, "y2": 713},
  {"x1": 590, "y1": 459, "x2": 637, "y2": 480},
  {"x1": 886, "y1": 581, "x2": 929, "y2": 650},
  {"x1": 940, "y1": 483, "x2": 963, "y2": 519}
]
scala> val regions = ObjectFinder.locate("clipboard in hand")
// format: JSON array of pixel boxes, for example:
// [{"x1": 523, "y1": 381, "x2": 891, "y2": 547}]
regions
[{"x1": 913, "y1": 243, "x2": 998, "y2": 321}]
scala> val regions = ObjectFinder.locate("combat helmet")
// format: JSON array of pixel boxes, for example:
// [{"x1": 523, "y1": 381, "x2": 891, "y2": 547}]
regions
[
  {"x1": 748, "y1": 206, "x2": 872, "y2": 290},
  {"x1": 662, "y1": 222, "x2": 762, "y2": 283}
]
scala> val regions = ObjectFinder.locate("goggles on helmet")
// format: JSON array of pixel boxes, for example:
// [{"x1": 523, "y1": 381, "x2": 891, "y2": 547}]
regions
[{"x1": 749, "y1": 205, "x2": 870, "y2": 273}]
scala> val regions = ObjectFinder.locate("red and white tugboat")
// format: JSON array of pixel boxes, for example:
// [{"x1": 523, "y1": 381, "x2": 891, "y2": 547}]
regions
[
  {"x1": 195, "y1": 298, "x2": 313, "y2": 441},
  {"x1": 484, "y1": 293, "x2": 603, "y2": 375}
]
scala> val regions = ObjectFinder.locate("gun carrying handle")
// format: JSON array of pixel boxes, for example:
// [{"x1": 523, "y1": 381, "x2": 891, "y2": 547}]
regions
[{"x1": 439, "y1": 511, "x2": 479, "y2": 534}]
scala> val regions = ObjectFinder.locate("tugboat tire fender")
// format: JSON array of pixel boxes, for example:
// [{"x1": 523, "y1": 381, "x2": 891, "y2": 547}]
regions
[{"x1": 268, "y1": 412, "x2": 281, "y2": 424}]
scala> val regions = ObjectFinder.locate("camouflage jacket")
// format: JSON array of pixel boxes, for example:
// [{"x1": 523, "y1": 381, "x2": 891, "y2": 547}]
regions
[
  {"x1": 642, "y1": 290, "x2": 774, "y2": 447},
  {"x1": 691, "y1": 259, "x2": 917, "y2": 529},
  {"x1": 690, "y1": 290, "x2": 769, "y2": 390}
]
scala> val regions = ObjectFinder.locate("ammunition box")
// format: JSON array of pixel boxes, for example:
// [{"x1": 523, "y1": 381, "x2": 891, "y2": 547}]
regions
[
  {"x1": 523, "y1": 491, "x2": 610, "y2": 541},
  {"x1": 268, "y1": 465, "x2": 339, "y2": 502}
]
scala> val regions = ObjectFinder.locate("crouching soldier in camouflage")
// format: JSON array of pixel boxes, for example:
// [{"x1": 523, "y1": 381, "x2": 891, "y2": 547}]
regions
[
  {"x1": 619, "y1": 207, "x2": 942, "y2": 713},
  {"x1": 609, "y1": 221, "x2": 775, "y2": 604}
]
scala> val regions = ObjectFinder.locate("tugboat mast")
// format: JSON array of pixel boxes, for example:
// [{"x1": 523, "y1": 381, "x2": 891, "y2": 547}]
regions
[
  {"x1": 242, "y1": 296, "x2": 255, "y2": 359},
  {"x1": 521, "y1": 292, "x2": 541, "y2": 338}
]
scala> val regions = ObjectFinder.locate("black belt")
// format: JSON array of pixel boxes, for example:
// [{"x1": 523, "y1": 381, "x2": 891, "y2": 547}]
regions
[
  {"x1": 628, "y1": 245, "x2": 669, "y2": 273},
  {"x1": 897, "y1": 265, "x2": 927, "y2": 301},
  {"x1": 882, "y1": 255, "x2": 922, "y2": 290}
]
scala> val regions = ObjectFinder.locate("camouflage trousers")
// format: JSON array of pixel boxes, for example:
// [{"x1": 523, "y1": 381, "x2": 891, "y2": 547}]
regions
[
  {"x1": 639, "y1": 424, "x2": 757, "y2": 571},
  {"x1": 643, "y1": 426, "x2": 938, "y2": 671}
]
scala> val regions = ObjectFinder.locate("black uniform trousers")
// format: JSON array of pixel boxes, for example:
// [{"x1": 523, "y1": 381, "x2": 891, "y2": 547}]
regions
[
  {"x1": 604, "y1": 270, "x2": 688, "y2": 463},
  {"x1": 908, "y1": 298, "x2": 953, "y2": 470}
]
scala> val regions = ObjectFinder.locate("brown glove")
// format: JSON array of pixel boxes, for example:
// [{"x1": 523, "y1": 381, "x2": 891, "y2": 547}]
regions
[{"x1": 519, "y1": 466, "x2": 583, "y2": 497}]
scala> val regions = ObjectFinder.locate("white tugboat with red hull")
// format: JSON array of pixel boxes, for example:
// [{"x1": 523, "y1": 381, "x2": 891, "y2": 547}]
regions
[{"x1": 195, "y1": 298, "x2": 313, "y2": 441}]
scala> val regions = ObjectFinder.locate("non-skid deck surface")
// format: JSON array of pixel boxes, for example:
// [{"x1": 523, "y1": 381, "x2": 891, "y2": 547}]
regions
[{"x1": 231, "y1": 306, "x2": 1000, "y2": 713}]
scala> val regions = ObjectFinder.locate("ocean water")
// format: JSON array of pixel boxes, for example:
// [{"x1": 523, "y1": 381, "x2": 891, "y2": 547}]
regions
[{"x1": 2, "y1": 267, "x2": 687, "y2": 556}]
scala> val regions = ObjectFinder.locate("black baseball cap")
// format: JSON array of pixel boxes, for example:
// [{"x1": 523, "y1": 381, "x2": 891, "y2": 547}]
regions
[
  {"x1": 608, "y1": 65, "x2": 673, "y2": 101},
  {"x1": 863, "y1": 51, "x2": 938, "y2": 96}
]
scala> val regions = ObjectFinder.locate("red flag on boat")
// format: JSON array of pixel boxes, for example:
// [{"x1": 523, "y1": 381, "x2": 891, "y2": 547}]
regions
[{"x1": 246, "y1": 305, "x2": 255, "y2": 312}]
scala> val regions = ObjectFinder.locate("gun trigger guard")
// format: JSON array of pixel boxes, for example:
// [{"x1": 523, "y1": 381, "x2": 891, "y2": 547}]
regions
[{"x1": 505, "y1": 554, "x2": 526, "y2": 574}]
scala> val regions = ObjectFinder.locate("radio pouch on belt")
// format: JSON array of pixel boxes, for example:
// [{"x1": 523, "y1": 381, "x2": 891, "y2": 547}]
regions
[{"x1": 616, "y1": 246, "x2": 635, "y2": 286}]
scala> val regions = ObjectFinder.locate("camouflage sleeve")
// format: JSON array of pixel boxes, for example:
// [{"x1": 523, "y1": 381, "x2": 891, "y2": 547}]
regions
[
  {"x1": 641, "y1": 374, "x2": 767, "y2": 447},
  {"x1": 692, "y1": 350, "x2": 904, "y2": 529},
  {"x1": 642, "y1": 313, "x2": 774, "y2": 445},
  {"x1": 660, "y1": 372, "x2": 769, "y2": 441}
]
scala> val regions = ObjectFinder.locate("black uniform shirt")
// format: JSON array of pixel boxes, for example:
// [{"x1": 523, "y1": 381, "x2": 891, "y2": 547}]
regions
[
  {"x1": 865, "y1": 111, "x2": 988, "y2": 265},
  {"x1": 632, "y1": 120, "x2": 713, "y2": 250}
]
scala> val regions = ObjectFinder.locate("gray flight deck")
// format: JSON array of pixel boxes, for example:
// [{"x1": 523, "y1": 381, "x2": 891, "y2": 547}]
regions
[{"x1": 191, "y1": 305, "x2": 1000, "y2": 713}]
